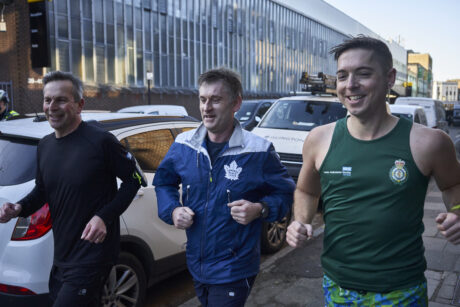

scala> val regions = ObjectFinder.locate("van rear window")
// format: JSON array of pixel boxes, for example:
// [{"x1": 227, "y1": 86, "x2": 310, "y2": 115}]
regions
[{"x1": 0, "y1": 137, "x2": 38, "y2": 185}]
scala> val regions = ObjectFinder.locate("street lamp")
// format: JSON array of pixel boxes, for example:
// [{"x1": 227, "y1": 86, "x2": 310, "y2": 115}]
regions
[{"x1": 146, "y1": 72, "x2": 153, "y2": 105}]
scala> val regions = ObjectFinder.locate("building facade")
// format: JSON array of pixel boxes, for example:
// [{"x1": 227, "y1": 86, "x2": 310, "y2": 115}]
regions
[
  {"x1": 281, "y1": 0, "x2": 408, "y2": 98},
  {"x1": 0, "y1": 0, "x2": 407, "y2": 116},
  {"x1": 433, "y1": 81, "x2": 459, "y2": 102},
  {"x1": 1, "y1": 0, "x2": 350, "y2": 116},
  {"x1": 408, "y1": 51, "x2": 433, "y2": 98},
  {"x1": 407, "y1": 63, "x2": 429, "y2": 97},
  {"x1": 447, "y1": 79, "x2": 460, "y2": 101}
]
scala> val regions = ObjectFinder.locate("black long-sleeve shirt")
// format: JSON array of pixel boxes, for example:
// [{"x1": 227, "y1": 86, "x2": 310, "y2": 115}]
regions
[{"x1": 19, "y1": 121, "x2": 140, "y2": 267}]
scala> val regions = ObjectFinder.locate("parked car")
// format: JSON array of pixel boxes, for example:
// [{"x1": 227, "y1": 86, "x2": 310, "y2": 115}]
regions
[
  {"x1": 0, "y1": 113, "x2": 199, "y2": 307},
  {"x1": 252, "y1": 95, "x2": 347, "y2": 182},
  {"x1": 117, "y1": 104, "x2": 188, "y2": 116},
  {"x1": 394, "y1": 97, "x2": 448, "y2": 133},
  {"x1": 389, "y1": 104, "x2": 428, "y2": 126},
  {"x1": 452, "y1": 104, "x2": 460, "y2": 126},
  {"x1": 235, "y1": 99, "x2": 276, "y2": 131},
  {"x1": 0, "y1": 112, "x2": 284, "y2": 306}
]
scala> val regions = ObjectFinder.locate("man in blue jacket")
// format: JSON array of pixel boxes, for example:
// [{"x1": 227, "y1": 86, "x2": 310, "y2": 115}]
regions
[{"x1": 153, "y1": 68, "x2": 295, "y2": 306}]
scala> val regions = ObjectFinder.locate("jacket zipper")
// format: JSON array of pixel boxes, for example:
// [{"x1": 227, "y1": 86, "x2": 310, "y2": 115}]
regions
[
  {"x1": 227, "y1": 189, "x2": 231, "y2": 203},
  {"x1": 201, "y1": 170, "x2": 212, "y2": 278},
  {"x1": 186, "y1": 185, "x2": 190, "y2": 204}
]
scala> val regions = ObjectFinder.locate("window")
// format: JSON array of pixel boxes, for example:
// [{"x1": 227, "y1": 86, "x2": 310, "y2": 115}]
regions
[
  {"x1": 0, "y1": 138, "x2": 38, "y2": 186},
  {"x1": 269, "y1": 20, "x2": 275, "y2": 44},
  {"x1": 260, "y1": 100, "x2": 347, "y2": 131},
  {"x1": 257, "y1": 102, "x2": 273, "y2": 118},
  {"x1": 158, "y1": 0, "x2": 167, "y2": 15},
  {"x1": 227, "y1": 5, "x2": 233, "y2": 33},
  {"x1": 120, "y1": 129, "x2": 174, "y2": 172}
]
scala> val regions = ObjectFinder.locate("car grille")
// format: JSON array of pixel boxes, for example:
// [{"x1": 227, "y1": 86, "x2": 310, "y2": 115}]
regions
[{"x1": 278, "y1": 153, "x2": 303, "y2": 165}]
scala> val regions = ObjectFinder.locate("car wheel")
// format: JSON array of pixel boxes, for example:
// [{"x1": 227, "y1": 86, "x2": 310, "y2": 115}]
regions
[
  {"x1": 260, "y1": 211, "x2": 291, "y2": 254},
  {"x1": 101, "y1": 252, "x2": 147, "y2": 307}
]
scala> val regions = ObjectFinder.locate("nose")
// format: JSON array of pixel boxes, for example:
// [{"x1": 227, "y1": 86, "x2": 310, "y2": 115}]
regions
[
  {"x1": 202, "y1": 99, "x2": 213, "y2": 111},
  {"x1": 48, "y1": 100, "x2": 59, "y2": 110},
  {"x1": 346, "y1": 75, "x2": 358, "y2": 89},
  {"x1": 44, "y1": 99, "x2": 60, "y2": 111}
]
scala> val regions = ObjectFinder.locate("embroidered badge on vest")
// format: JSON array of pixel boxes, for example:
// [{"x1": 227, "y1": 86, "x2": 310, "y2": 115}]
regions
[
  {"x1": 389, "y1": 159, "x2": 408, "y2": 184},
  {"x1": 224, "y1": 161, "x2": 242, "y2": 181}
]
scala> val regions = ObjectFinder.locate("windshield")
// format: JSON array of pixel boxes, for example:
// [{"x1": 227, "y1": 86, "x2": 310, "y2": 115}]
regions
[
  {"x1": 235, "y1": 102, "x2": 258, "y2": 122},
  {"x1": 259, "y1": 100, "x2": 347, "y2": 131},
  {"x1": 0, "y1": 137, "x2": 38, "y2": 186}
]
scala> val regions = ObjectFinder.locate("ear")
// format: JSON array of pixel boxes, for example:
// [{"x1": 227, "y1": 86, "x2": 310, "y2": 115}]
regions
[
  {"x1": 232, "y1": 96, "x2": 242, "y2": 113},
  {"x1": 387, "y1": 68, "x2": 397, "y2": 89},
  {"x1": 76, "y1": 98, "x2": 85, "y2": 114}
]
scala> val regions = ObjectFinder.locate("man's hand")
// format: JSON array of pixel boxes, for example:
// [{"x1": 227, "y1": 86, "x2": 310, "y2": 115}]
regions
[
  {"x1": 436, "y1": 212, "x2": 460, "y2": 244},
  {"x1": 172, "y1": 207, "x2": 195, "y2": 229},
  {"x1": 81, "y1": 215, "x2": 107, "y2": 244},
  {"x1": 286, "y1": 220, "x2": 313, "y2": 248},
  {"x1": 0, "y1": 203, "x2": 22, "y2": 223},
  {"x1": 228, "y1": 200, "x2": 262, "y2": 225}
]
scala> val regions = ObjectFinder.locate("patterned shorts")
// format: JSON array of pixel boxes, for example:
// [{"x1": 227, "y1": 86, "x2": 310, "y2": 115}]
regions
[{"x1": 322, "y1": 274, "x2": 428, "y2": 307}]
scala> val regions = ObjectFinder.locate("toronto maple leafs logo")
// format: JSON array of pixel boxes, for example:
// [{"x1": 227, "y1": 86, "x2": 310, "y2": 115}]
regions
[{"x1": 224, "y1": 161, "x2": 242, "y2": 181}]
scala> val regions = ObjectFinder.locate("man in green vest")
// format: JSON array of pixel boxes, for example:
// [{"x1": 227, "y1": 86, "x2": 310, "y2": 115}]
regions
[
  {"x1": 286, "y1": 36, "x2": 460, "y2": 306},
  {"x1": 0, "y1": 89, "x2": 19, "y2": 121}
]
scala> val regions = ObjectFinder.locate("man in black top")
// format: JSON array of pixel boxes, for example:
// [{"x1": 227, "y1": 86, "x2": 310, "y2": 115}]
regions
[{"x1": 0, "y1": 71, "x2": 141, "y2": 306}]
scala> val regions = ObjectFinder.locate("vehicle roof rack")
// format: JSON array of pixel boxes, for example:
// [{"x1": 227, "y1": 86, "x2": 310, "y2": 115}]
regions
[{"x1": 299, "y1": 72, "x2": 337, "y2": 96}]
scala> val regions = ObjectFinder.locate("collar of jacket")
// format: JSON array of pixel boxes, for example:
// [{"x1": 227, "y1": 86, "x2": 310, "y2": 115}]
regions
[{"x1": 189, "y1": 118, "x2": 245, "y2": 150}]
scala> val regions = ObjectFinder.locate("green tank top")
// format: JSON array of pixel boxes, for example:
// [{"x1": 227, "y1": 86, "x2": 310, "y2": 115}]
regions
[{"x1": 319, "y1": 117, "x2": 429, "y2": 292}]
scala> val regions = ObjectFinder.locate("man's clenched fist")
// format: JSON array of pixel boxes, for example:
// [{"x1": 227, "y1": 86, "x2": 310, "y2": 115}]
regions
[
  {"x1": 172, "y1": 207, "x2": 195, "y2": 229},
  {"x1": 286, "y1": 220, "x2": 313, "y2": 248}
]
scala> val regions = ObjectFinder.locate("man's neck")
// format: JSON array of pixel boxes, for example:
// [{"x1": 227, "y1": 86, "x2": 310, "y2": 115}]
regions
[
  {"x1": 55, "y1": 118, "x2": 82, "y2": 139},
  {"x1": 207, "y1": 126, "x2": 234, "y2": 143},
  {"x1": 347, "y1": 111, "x2": 398, "y2": 141}
]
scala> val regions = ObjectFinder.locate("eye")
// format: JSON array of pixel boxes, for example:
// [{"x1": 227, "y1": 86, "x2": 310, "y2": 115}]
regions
[{"x1": 56, "y1": 98, "x2": 68, "y2": 104}]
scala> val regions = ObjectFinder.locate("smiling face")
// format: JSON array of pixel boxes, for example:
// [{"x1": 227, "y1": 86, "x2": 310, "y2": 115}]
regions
[
  {"x1": 43, "y1": 80, "x2": 84, "y2": 138},
  {"x1": 199, "y1": 80, "x2": 242, "y2": 142},
  {"x1": 336, "y1": 48, "x2": 396, "y2": 119}
]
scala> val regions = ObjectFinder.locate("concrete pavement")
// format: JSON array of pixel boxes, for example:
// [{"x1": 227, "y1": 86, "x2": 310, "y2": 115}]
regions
[{"x1": 179, "y1": 179, "x2": 460, "y2": 306}]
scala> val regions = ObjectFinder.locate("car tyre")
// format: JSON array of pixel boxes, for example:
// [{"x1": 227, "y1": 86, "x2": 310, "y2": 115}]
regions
[
  {"x1": 260, "y1": 210, "x2": 291, "y2": 254},
  {"x1": 101, "y1": 252, "x2": 147, "y2": 307}
]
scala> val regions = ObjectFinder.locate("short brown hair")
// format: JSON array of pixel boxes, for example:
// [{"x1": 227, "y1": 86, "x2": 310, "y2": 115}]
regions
[
  {"x1": 198, "y1": 68, "x2": 243, "y2": 101},
  {"x1": 43, "y1": 71, "x2": 84, "y2": 102},
  {"x1": 330, "y1": 35, "x2": 393, "y2": 73}
]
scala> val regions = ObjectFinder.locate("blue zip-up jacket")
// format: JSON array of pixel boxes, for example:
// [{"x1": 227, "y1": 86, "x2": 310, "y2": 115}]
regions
[{"x1": 153, "y1": 121, "x2": 295, "y2": 284}]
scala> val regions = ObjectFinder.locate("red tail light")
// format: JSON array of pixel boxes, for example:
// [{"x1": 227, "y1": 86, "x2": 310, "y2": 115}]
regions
[
  {"x1": 0, "y1": 283, "x2": 36, "y2": 295},
  {"x1": 11, "y1": 204, "x2": 52, "y2": 241}
]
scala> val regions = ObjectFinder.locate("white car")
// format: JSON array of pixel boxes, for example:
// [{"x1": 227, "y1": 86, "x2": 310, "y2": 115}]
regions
[
  {"x1": 252, "y1": 95, "x2": 347, "y2": 182},
  {"x1": 389, "y1": 104, "x2": 428, "y2": 126},
  {"x1": 117, "y1": 104, "x2": 188, "y2": 116},
  {"x1": 0, "y1": 113, "x2": 199, "y2": 307},
  {"x1": 394, "y1": 97, "x2": 448, "y2": 133}
]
